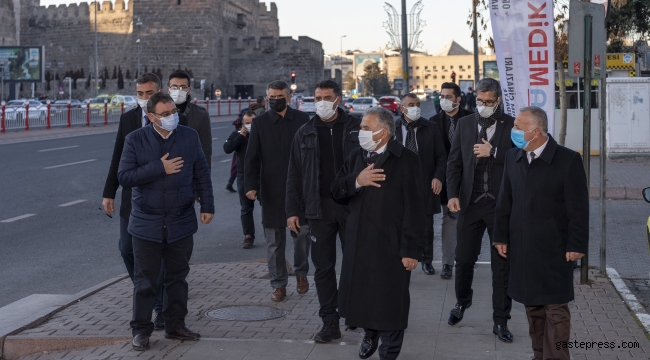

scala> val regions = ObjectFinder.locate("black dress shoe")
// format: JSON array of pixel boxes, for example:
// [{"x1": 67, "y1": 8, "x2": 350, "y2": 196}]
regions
[
  {"x1": 493, "y1": 324, "x2": 513, "y2": 343},
  {"x1": 447, "y1": 302, "x2": 472, "y2": 325},
  {"x1": 132, "y1": 334, "x2": 150, "y2": 351},
  {"x1": 440, "y1": 264, "x2": 453, "y2": 279},
  {"x1": 225, "y1": 183, "x2": 237, "y2": 193},
  {"x1": 358, "y1": 332, "x2": 379, "y2": 359},
  {"x1": 165, "y1": 326, "x2": 201, "y2": 341},
  {"x1": 153, "y1": 312, "x2": 164, "y2": 330},
  {"x1": 422, "y1": 263, "x2": 435, "y2": 275}
]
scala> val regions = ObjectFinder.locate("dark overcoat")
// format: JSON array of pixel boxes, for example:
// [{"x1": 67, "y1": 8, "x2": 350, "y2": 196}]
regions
[
  {"x1": 494, "y1": 136, "x2": 589, "y2": 305},
  {"x1": 394, "y1": 117, "x2": 447, "y2": 215},
  {"x1": 244, "y1": 107, "x2": 309, "y2": 228},
  {"x1": 331, "y1": 140, "x2": 426, "y2": 331}
]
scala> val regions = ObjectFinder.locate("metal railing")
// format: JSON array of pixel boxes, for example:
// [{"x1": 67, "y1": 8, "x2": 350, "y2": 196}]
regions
[{"x1": 191, "y1": 98, "x2": 259, "y2": 117}]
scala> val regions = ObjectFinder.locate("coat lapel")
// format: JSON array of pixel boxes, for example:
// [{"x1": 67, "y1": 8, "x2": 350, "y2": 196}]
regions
[
  {"x1": 375, "y1": 140, "x2": 402, "y2": 169},
  {"x1": 134, "y1": 107, "x2": 143, "y2": 129},
  {"x1": 491, "y1": 116, "x2": 506, "y2": 146}
]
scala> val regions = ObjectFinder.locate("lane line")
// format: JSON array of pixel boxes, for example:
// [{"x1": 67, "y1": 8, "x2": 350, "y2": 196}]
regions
[
  {"x1": 607, "y1": 266, "x2": 650, "y2": 332},
  {"x1": 59, "y1": 199, "x2": 87, "y2": 207},
  {"x1": 212, "y1": 137, "x2": 219, "y2": 140},
  {"x1": 219, "y1": 159, "x2": 231, "y2": 163},
  {"x1": 44, "y1": 159, "x2": 97, "y2": 169},
  {"x1": 37, "y1": 145, "x2": 80, "y2": 152},
  {"x1": 212, "y1": 126, "x2": 227, "y2": 130},
  {"x1": 1, "y1": 214, "x2": 36, "y2": 223}
]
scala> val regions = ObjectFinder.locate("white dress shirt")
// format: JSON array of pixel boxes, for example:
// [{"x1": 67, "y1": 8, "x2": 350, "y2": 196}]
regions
[
  {"x1": 355, "y1": 143, "x2": 388, "y2": 189},
  {"x1": 528, "y1": 137, "x2": 549, "y2": 163}
]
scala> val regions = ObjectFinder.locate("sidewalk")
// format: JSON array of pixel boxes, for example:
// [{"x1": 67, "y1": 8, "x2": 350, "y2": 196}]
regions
[{"x1": 2, "y1": 261, "x2": 649, "y2": 360}]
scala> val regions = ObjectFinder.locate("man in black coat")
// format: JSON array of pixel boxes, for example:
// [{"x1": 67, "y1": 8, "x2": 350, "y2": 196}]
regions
[
  {"x1": 331, "y1": 107, "x2": 425, "y2": 360},
  {"x1": 244, "y1": 80, "x2": 310, "y2": 302},
  {"x1": 445, "y1": 78, "x2": 515, "y2": 343},
  {"x1": 430, "y1": 82, "x2": 473, "y2": 279},
  {"x1": 117, "y1": 92, "x2": 214, "y2": 351},
  {"x1": 494, "y1": 107, "x2": 588, "y2": 360},
  {"x1": 102, "y1": 73, "x2": 188, "y2": 330},
  {"x1": 394, "y1": 93, "x2": 447, "y2": 276},
  {"x1": 224, "y1": 110, "x2": 258, "y2": 249},
  {"x1": 286, "y1": 80, "x2": 360, "y2": 343}
]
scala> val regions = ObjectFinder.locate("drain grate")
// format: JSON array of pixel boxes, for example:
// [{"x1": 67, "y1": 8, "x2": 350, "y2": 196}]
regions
[{"x1": 205, "y1": 306, "x2": 288, "y2": 322}]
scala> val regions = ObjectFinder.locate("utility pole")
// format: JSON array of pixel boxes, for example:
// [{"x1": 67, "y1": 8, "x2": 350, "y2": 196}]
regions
[
  {"x1": 137, "y1": 17, "x2": 142, "y2": 78},
  {"x1": 94, "y1": 2, "x2": 99, "y2": 97},
  {"x1": 401, "y1": 0, "x2": 409, "y2": 91},
  {"x1": 472, "y1": 0, "x2": 480, "y2": 85}
]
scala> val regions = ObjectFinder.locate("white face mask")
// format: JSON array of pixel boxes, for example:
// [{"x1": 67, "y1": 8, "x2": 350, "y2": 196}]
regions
[
  {"x1": 154, "y1": 113, "x2": 179, "y2": 131},
  {"x1": 244, "y1": 123, "x2": 252, "y2": 131},
  {"x1": 315, "y1": 98, "x2": 337, "y2": 120},
  {"x1": 440, "y1": 98, "x2": 459, "y2": 113},
  {"x1": 137, "y1": 98, "x2": 148, "y2": 110},
  {"x1": 477, "y1": 102, "x2": 498, "y2": 118},
  {"x1": 358, "y1": 129, "x2": 383, "y2": 152},
  {"x1": 169, "y1": 89, "x2": 188, "y2": 104},
  {"x1": 403, "y1": 106, "x2": 421, "y2": 121}
]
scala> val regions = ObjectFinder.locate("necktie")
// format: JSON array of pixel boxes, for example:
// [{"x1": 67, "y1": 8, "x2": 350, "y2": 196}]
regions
[
  {"x1": 530, "y1": 152, "x2": 536, "y2": 163},
  {"x1": 366, "y1": 151, "x2": 379, "y2": 166},
  {"x1": 449, "y1": 117, "x2": 457, "y2": 145},
  {"x1": 401, "y1": 118, "x2": 418, "y2": 153},
  {"x1": 144, "y1": 114, "x2": 150, "y2": 126}
]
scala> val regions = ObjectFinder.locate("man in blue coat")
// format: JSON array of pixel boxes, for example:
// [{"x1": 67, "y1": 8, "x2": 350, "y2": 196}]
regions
[
  {"x1": 118, "y1": 92, "x2": 214, "y2": 351},
  {"x1": 494, "y1": 106, "x2": 588, "y2": 360}
]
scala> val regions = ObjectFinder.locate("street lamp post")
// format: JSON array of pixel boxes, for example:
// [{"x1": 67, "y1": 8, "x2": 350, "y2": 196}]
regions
[
  {"x1": 340, "y1": 35, "x2": 346, "y2": 90},
  {"x1": 136, "y1": 17, "x2": 142, "y2": 78},
  {"x1": 94, "y1": 2, "x2": 99, "y2": 97}
]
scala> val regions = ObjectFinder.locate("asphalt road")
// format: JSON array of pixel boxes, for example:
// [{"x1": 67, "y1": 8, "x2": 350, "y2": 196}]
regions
[{"x1": 0, "y1": 103, "x2": 439, "y2": 308}]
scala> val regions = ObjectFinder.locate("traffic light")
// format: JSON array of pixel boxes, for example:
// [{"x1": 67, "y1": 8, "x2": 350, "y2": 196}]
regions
[
  {"x1": 451, "y1": 71, "x2": 456, "y2": 83},
  {"x1": 291, "y1": 71, "x2": 296, "y2": 84}
]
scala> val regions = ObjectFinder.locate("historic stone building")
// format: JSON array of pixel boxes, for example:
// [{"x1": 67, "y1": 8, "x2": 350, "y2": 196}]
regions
[{"x1": 11, "y1": 0, "x2": 322, "y2": 99}]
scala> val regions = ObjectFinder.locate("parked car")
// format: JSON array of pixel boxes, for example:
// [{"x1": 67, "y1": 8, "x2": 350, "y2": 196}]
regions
[
  {"x1": 51, "y1": 100, "x2": 82, "y2": 109},
  {"x1": 94, "y1": 94, "x2": 137, "y2": 115},
  {"x1": 298, "y1": 97, "x2": 316, "y2": 115},
  {"x1": 4, "y1": 99, "x2": 46, "y2": 121},
  {"x1": 379, "y1": 96, "x2": 401, "y2": 114},
  {"x1": 348, "y1": 97, "x2": 378, "y2": 117}
]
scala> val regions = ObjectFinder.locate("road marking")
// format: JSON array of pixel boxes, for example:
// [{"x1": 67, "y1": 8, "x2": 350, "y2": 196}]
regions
[
  {"x1": 1, "y1": 214, "x2": 36, "y2": 223},
  {"x1": 212, "y1": 137, "x2": 219, "y2": 140},
  {"x1": 220, "y1": 159, "x2": 231, "y2": 163},
  {"x1": 37, "y1": 145, "x2": 80, "y2": 152},
  {"x1": 44, "y1": 159, "x2": 97, "y2": 169},
  {"x1": 607, "y1": 266, "x2": 650, "y2": 333},
  {"x1": 59, "y1": 199, "x2": 87, "y2": 207},
  {"x1": 212, "y1": 126, "x2": 227, "y2": 130}
]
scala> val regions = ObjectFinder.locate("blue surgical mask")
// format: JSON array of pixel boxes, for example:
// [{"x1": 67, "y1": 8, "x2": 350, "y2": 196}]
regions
[
  {"x1": 511, "y1": 128, "x2": 536, "y2": 149},
  {"x1": 157, "y1": 113, "x2": 179, "y2": 131}
]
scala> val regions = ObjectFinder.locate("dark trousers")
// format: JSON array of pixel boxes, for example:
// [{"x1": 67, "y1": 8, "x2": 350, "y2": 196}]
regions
[
  {"x1": 422, "y1": 214, "x2": 434, "y2": 264},
  {"x1": 120, "y1": 217, "x2": 165, "y2": 314},
  {"x1": 365, "y1": 329, "x2": 405, "y2": 360},
  {"x1": 525, "y1": 303, "x2": 571, "y2": 360},
  {"x1": 131, "y1": 234, "x2": 193, "y2": 336},
  {"x1": 236, "y1": 176, "x2": 255, "y2": 237},
  {"x1": 454, "y1": 198, "x2": 511, "y2": 326},
  {"x1": 308, "y1": 197, "x2": 349, "y2": 323}
]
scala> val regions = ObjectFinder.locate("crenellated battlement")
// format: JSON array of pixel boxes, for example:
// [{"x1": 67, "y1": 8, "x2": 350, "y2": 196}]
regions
[
  {"x1": 26, "y1": 0, "x2": 130, "y2": 22},
  {"x1": 229, "y1": 35, "x2": 322, "y2": 59}
]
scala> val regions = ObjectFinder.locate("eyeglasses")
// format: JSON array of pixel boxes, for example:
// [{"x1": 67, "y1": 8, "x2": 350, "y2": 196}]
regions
[
  {"x1": 169, "y1": 85, "x2": 190, "y2": 91},
  {"x1": 476, "y1": 99, "x2": 498, "y2": 106},
  {"x1": 440, "y1": 95, "x2": 456, "y2": 100},
  {"x1": 151, "y1": 108, "x2": 178, "y2": 118}
]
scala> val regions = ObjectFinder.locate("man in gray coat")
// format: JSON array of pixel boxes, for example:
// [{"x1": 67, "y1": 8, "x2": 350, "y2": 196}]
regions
[
  {"x1": 494, "y1": 106, "x2": 588, "y2": 360},
  {"x1": 168, "y1": 70, "x2": 212, "y2": 168}
]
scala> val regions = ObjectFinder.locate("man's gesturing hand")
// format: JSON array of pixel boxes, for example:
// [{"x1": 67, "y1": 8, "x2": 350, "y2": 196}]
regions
[
  {"x1": 402, "y1": 257, "x2": 418, "y2": 271},
  {"x1": 161, "y1": 153, "x2": 183, "y2": 174},
  {"x1": 356, "y1": 164, "x2": 386, "y2": 188},
  {"x1": 201, "y1": 213, "x2": 214, "y2": 224}
]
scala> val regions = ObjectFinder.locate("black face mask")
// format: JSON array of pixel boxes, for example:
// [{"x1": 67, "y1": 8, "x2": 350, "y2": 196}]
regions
[{"x1": 269, "y1": 98, "x2": 287, "y2": 113}]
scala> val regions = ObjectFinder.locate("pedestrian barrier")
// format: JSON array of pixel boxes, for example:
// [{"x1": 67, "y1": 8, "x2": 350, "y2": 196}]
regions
[{"x1": 0, "y1": 98, "x2": 258, "y2": 133}]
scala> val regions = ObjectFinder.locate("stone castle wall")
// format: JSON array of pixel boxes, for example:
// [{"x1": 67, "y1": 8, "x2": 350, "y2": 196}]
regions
[{"x1": 0, "y1": 1, "x2": 18, "y2": 46}]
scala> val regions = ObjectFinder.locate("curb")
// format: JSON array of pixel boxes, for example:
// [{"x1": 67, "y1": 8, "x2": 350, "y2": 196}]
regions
[
  {"x1": 2, "y1": 336, "x2": 132, "y2": 360},
  {"x1": 0, "y1": 274, "x2": 129, "y2": 360},
  {"x1": 606, "y1": 267, "x2": 650, "y2": 333},
  {"x1": 589, "y1": 187, "x2": 643, "y2": 200}
]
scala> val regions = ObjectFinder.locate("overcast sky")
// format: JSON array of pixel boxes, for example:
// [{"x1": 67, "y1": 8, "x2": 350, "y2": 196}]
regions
[{"x1": 39, "y1": 0, "x2": 488, "y2": 55}]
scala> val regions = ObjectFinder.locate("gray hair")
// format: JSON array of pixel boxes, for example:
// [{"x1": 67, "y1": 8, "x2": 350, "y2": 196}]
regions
[
  {"x1": 267, "y1": 80, "x2": 291, "y2": 96},
  {"x1": 364, "y1": 106, "x2": 395, "y2": 138},
  {"x1": 476, "y1": 78, "x2": 501, "y2": 98},
  {"x1": 519, "y1": 106, "x2": 548, "y2": 134}
]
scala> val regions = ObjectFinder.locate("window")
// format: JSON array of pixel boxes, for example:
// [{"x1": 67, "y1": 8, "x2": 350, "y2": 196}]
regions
[
  {"x1": 425, "y1": 85, "x2": 429, "y2": 89},
  {"x1": 408, "y1": 66, "x2": 413, "y2": 72},
  {"x1": 442, "y1": 76, "x2": 445, "y2": 79},
  {"x1": 425, "y1": 66, "x2": 428, "y2": 70},
  {"x1": 468, "y1": 75, "x2": 471, "y2": 79},
  {"x1": 555, "y1": 78, "x2": 600, "y2": 109},
  {"x1": 416, "y1": 76, "x2": 420, "y2": 79},
  {"x1": 468, "y1": 65, "x2": 471, "y2": 69},
  {"x1": 433, "y1": 66, "x2": 437, "y2": 70},
  {"x1": 442, "y1": 66, "x2": 445, "y2": 70},
  {"x1": 416, "y1": 66, "x2": 420, "y2": 70},
  {"x1": 433, "y1": 75, "x2": 437, "y2": 79},
  {"x1": 459, "y1": 75, "x2": 463, "y2": 79},
  {"x1": 451, "y1": 66, "x2": 454, "y2": 69}
]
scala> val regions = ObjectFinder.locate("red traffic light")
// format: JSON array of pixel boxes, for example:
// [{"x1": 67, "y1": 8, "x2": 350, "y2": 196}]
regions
[{"x1": 291, "y1": 72, "x2": 296, "y2": 78}]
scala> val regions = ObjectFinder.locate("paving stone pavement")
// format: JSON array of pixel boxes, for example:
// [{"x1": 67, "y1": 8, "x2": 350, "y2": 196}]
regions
[{"x1": 7, "y1": 262, "x2": 650, "y2": 360}]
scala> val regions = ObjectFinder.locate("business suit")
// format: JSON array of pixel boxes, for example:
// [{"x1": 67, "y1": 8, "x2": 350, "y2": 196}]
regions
[
  {"x1": 494, "y1": 135, "x2": 588, "y2": 359},
  {"x1": 430, "y1": 108, "x2": 473, "y2": 267},
  {"x1": 446, "y1": 111, "x2": 514, "y2": 326},
  {"x1": 394, "y1": 117, "x2": 447, "y2": 265},
  {"x1": 181, "y1": 100, "x2": 212, "y2": 168}
]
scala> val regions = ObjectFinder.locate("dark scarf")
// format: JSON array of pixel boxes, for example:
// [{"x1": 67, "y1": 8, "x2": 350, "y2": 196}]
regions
[
  {"x1": 476, "y1": 102, "x2": 503, "y2": 144},
  {"x1": 176, "y1": 94, "x2": 191, "y2": 114}
]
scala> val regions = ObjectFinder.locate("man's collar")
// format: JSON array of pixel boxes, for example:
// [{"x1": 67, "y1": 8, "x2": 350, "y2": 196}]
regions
[
  {"x1": 269, "y1": 106, "x2": 294, "y2": 123},
  {"x1": 152, "y1": 123, "x2": 174, "y2": 139}
]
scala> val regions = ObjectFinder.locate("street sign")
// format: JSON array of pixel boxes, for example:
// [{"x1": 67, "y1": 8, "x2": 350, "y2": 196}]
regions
[
  {"x1": 214, "y1": 89, "x2": 222, "y2": 96},
  {"x1": 290, "y1": 84, "x2": 297, "y2": 90},
  {"x1": 394, "y1": 79, "x2": 403, "y2": 90},
  {"x1": 606, "y1": 53, "x2": 635, "y2": 69},
  {"x1": 568, "y1": 0, "x2": 607, "y2": 78}
]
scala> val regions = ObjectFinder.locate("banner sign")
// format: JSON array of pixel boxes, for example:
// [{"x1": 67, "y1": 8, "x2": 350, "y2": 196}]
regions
[
  {"x1": 0, "y1": 46, "x2": 44, "y2": 82},
  {"x1": 489, "y1": 0, "x2": 555, "y2": 134}
]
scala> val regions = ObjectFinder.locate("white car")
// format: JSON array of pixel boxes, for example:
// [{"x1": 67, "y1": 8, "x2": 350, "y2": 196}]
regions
[
  {"x1": 298, "y1": 97, "x2": 316, "y2": 115},
  {"x1": 348, "y1": 97, "x2": 378, "y2": 117},
  {"x1": 4, "y1": 99, "x2": 46, "y2": 121}
]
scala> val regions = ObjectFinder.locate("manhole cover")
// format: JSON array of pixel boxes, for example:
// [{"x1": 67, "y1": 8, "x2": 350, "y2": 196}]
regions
[{"x1": 205, "y1": 306, "x2": 288, "y2": 321}]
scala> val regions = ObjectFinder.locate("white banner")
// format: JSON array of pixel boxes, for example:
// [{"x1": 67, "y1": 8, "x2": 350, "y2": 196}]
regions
[{"x1": 490, "y1": 0, "x2": 555, "y2": 134}]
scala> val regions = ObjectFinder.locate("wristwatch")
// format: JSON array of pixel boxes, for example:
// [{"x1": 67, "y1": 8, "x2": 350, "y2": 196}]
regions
[{"x1": 489, "y1": 147, "x2": 496, "y2": 157}]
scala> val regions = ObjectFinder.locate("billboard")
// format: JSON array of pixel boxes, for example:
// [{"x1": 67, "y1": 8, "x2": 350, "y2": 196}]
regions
[
  {"x1": 0, "y1": 46, "x2": 44, "y2": 82},
  {"x1": 483, "y1": 61, "x2": 499, "y2": 81}
]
